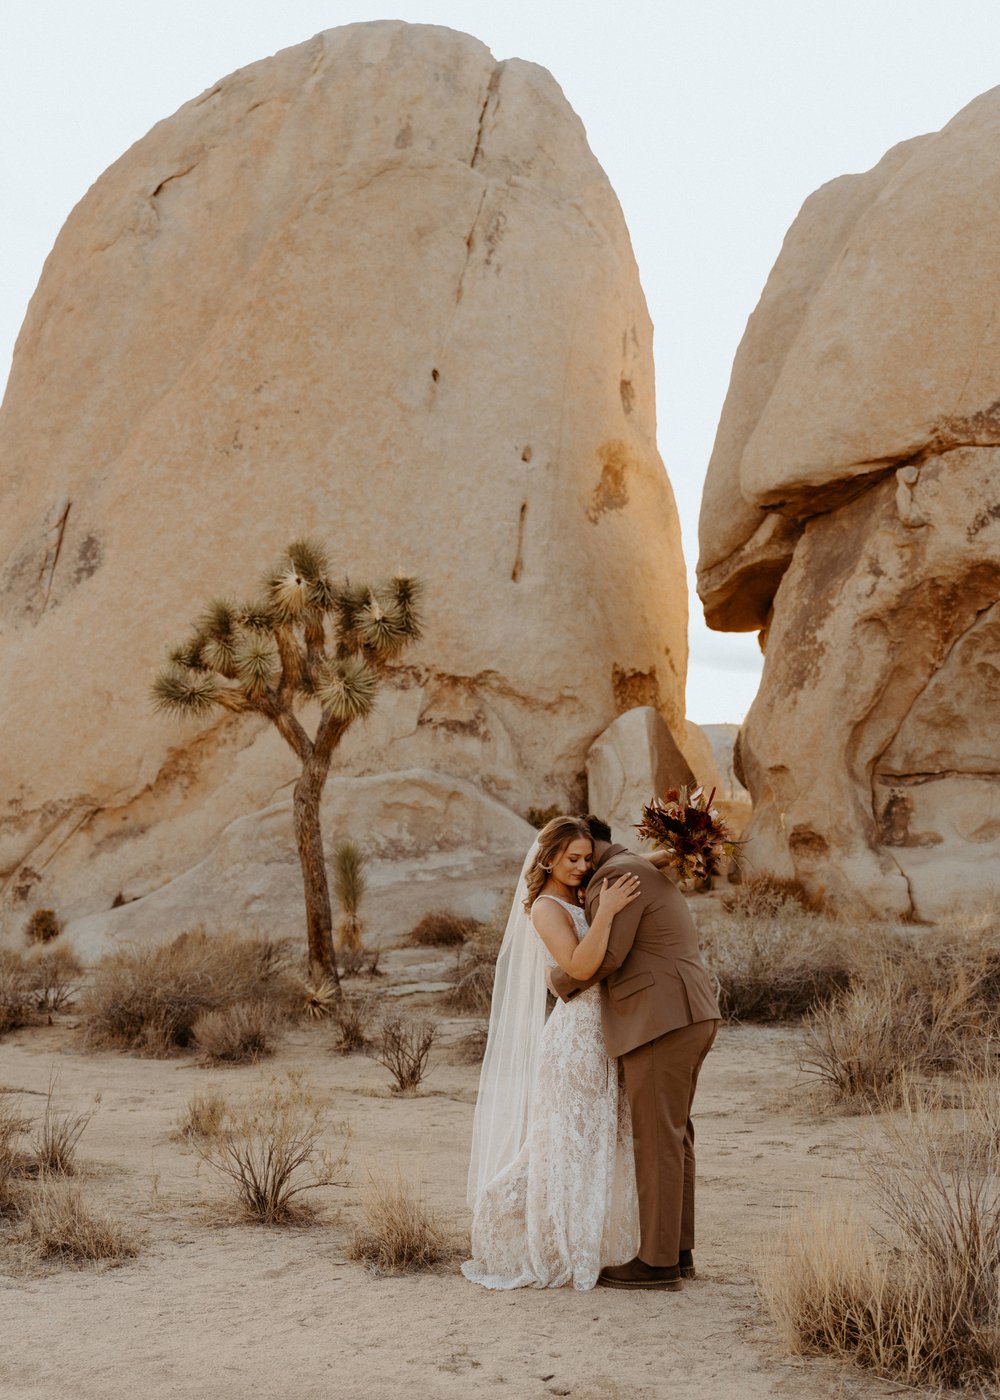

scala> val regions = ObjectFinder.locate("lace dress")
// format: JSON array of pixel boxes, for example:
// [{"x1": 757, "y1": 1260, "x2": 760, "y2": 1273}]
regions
[{"x1": 462, "y1": 895, "x2": 639, "y2": 1290}]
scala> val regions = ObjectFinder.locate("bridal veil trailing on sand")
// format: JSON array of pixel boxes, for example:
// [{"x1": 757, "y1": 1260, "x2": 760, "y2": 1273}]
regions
[{"x1": 465, "y1": 842, "x2": 548, "y2": 1209}]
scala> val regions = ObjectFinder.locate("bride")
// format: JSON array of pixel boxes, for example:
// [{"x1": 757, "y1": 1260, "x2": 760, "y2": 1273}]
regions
[{"x1": 462, "y1": 815, "x2": 642, "y2": 1290}]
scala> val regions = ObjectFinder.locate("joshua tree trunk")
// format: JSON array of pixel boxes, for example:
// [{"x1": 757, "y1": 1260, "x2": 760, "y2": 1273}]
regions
[{"x1": 293, "y1": 760, "x2": 335, "y2": 983}]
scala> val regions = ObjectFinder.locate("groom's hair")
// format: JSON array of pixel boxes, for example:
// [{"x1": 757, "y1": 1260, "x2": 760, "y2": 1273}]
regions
[{"x1": 585, "y1": 814, "x2": 612, "y2": 843}]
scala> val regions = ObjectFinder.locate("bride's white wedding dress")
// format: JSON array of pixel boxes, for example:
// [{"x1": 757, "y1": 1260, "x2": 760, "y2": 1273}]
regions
[{"x1": 462, "y1": 895, "x2": 639, "y2": 1290}]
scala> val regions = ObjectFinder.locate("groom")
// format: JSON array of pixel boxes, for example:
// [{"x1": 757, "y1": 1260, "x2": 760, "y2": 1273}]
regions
[{"x1": 548, "y1": 815, "x2": 721, "y2": 1291}]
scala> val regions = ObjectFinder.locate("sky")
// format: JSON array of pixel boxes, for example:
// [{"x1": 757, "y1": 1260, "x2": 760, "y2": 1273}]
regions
[{"x1": 3, "y1": 0, "x2": 999, "y2": 722}]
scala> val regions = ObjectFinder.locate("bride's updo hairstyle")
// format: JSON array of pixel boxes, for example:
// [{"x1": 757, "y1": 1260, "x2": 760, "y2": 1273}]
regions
[{"x1": 523, "y1": 816, "x2": 592, "y2": 911}]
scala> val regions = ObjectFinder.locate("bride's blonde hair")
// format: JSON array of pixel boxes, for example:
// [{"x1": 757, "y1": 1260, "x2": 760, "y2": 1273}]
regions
[{"x1": 523, "y1": 816, "x2": 592, "y2": 911}]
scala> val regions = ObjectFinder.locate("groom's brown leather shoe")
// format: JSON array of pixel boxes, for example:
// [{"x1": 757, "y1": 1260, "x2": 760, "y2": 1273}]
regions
[
  {"x1": 597, "y1": 1257, "x2": 682, "y2": 1291},
  {"x1": 679, "y1": 1249, "x2": 696, "y2": 1280}
]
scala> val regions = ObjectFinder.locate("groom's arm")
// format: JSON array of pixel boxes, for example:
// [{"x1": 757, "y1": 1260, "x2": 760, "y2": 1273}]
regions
[{"x1": 549, "y1": 862, "x2": 649, "y2": 1001}]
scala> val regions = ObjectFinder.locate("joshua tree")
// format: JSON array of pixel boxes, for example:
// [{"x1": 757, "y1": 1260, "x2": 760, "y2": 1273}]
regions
[
  {"x1": 332, "y1": 840, "x2": 367, "y2": 953},
  {"x1": 152, "y1": 540, "x2": 421, "y2": 985}
]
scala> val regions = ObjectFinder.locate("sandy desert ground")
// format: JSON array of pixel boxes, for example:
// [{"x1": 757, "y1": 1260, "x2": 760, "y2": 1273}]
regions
[{"x1": 0, "y1": 946, "x2": 917, "y2": 1400}]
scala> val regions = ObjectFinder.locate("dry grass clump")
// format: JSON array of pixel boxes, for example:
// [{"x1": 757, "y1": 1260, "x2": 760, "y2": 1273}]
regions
[
  {"x1": 32, "y1": 1077, "x2": 96, "y2": 1175},
  {"x1": 338, "y1": 946, "x2": 382, "y2": 979},
  {"x1": 16, "y1": 1179, "x2": 142, "y2": 1266},
  {"x1": 760, "y1": 1092, "x2": 1000, "y2": 1389},
  {"x1": 370, "y1": 1017, "x2": 436, "y2": 1093},
  {"x1": 81, "y1": 929, "x2": 300, "y2": 1055},
  {"x1": 444, "y1": 918, "x2": 504, "y2": 1015},
  {"x1": 195, "y1": 1076, "x2": 348, "y2": 1224},
  {"x1": 23, "y1": 908, "x2": 62, "y2": 945},
  {"x1": 193, "y1": 1001, "x2": 280, "y2": 1065},
  {"x1": 407, "y1": 911, "x2": 482, "y2": 948},
  {"x1": 174, "y1": 1089, "x2": 229, "y2": 1142},
  {"x1": 331, "y1": 992, "x2": 379, "y2": 1055},
  {"x1": 0, "y1": 1098, "x2": 32, "y2": 1218},
  {"x1": 348, "y1": 1167, "x2": 456, "y2": 1275},
  {"x1": 698, "y1": 895, "x2": 869, "y2": 1023},
  {"x1": 800, "y1": 915, "x2": 1000, "y2": 1104},
  {"x1": 453, "y1": 1021, "x2": 489, "y2": 1064},
  {"x1": 724, "y1": 873, "x2": 823, "y2": 915}
]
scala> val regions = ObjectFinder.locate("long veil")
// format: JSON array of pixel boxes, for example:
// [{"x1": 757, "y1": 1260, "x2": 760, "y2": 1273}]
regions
[{"x1": 466, "y1": 840, "x2": 548, "y2": 1208}]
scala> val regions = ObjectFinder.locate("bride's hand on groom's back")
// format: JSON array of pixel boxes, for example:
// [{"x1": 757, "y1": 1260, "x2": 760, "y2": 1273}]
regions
[{"x1": 596, "y1": 874, "x2": 642, "y2": 916}]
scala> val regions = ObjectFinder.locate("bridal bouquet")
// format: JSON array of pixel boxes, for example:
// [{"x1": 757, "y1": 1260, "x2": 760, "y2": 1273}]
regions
[{"x1": 634, "y1": 785, "x2": 743, "y2": 887}]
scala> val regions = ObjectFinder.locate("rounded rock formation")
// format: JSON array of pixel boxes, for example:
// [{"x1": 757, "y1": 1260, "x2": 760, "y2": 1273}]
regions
[
  {"x1": 697, "y1": 89, "x2": 1000, "y2": 920},
  {"x1": 0, "y1": 22, "x2": 687, "y2": 948}
]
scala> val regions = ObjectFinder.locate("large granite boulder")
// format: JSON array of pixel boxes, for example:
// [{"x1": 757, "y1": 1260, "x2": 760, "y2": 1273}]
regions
[
  {"x1": 0, "y1": 22, "x2": 687, "y2": 948},
  {"x1": 586, "y1": 706, "x2": 694, "y2": 848},
  {"x1": 697, "y1": 89, "x2": 1000, "y2": 920}
]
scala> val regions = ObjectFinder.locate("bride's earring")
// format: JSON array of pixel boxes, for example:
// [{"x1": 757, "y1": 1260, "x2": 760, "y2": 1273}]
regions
[{"x1": 541, "y1": 865, "x2": 551, "y2": 872}]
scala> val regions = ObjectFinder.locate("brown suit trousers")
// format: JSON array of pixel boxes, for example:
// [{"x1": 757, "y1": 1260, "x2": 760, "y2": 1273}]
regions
[{"x1": 621, "y1": 1017, "x2": 717, "y2": 1265}]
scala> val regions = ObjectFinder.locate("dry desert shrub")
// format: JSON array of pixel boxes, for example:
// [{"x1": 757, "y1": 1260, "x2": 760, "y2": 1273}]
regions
[
  {"x1": 0, "y1": 946, "x2": 83, "y2": 1030},
  {"x1": 195, "y1": 1077, "x2": 348, "y2": 1224},
  {"x1": 17, "y1": 1179, "x2": 142, "y2": 1266},
  {"x1": 800, "y1": 919, "x2": 1000, "y2": 1104},
  {"x1": 724, "y1": 872, "x2": 823, "y2": 915},
  {"x1": 331, "y1": 991, "x2": 379, "y2": 1054},
  {"x1": 453, "y1": 1021, "x2": 489, "y2": 1063},
  {"x1": 174, "y1": 1089, "x2": 229, "y2": 1142},
  {"x1": 407, "y1": 911, "x2": 482, "y2": 948},
  {"x1": 23, "y1": 908, "x2": 62, "y2": 945},
  {"x1": 81, "y1": 928, "x2": 299, "y2": 1055},
  {"x1": 760, "y1": 1094, "x2": 1000, "y2": 1389},
  {"x1": 338, "y1": 946, "x2": 382, "y2": 979},
  {"x1": 0, "y1": 954, "x2": 34, "y2": 1037},
  {"x1": 697, "y1": 895, "x2": 873, "y2": 1023},
  {"x1": 26, "y1": 945, "x2": 84, "y2": 1013},
  {"x1": 445, "y1": 918, "x2": 505, "y2": 1015},
  {"x1": 348, "y1": 1167, "x2": 455, "y2": 1275},
  {"x1": 799, "y1": 962, "x2": 925, "y2": 1104},
  {"x1": 193, "y1": 1000, "x2": 280, "y2": 1065},
  {"x1": 370, "y1": 1016, "x2": 437, "y2": 1094}
]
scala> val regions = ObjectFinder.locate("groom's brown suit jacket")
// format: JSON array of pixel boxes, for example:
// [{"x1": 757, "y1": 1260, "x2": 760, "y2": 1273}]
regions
[{"x1": 549, "y1": 844, "x2": 720, "y2": 1059}]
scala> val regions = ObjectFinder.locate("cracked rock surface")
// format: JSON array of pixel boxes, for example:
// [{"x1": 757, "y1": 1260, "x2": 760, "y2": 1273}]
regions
[
  {"x1": 0, "y1": 21, "x2": 686, "y2": 949},
  {"x1": 697, "y1": 88, "x2": 1000, "y2": 920}
]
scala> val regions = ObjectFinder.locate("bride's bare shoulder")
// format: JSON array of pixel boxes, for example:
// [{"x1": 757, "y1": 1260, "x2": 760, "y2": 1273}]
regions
[{"x1": 530, "y1": 894, "x2": 577, "y2": 934}]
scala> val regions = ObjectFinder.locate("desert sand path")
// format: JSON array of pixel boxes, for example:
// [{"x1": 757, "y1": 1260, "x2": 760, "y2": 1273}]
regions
[{"x1": 1, "y1": 991, "x2": 902, "y2": 1400}]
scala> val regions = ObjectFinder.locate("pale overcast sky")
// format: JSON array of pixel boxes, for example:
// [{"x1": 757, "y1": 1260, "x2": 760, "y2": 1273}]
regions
[{"x1": 3, "y1": 1, "x2": 998, "y2": 721}]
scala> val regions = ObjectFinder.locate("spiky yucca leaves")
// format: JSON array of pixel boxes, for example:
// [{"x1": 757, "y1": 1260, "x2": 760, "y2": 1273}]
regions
[
  {"x1": 389, "y1": 574, "x2": 422, "y2": 641},
  {"x1": 238, "y1": 601, "x2": 275, "y2": 633},
  {"x1": 333, "y1": 841, "x2": 367, "y2": 953},
  {"x1": 315, "y1": 658, "x2": 378, "y2": 721},
  {"x1": 233, "y1": 634, "x2": 280, "y2": 697},
  {"x1": 198, "y1": 599, "x2": 241, "y2": 676},
  {"x1": 151, "y1": 538, "x2": 422, "y2": 979},
  {"x1": 301, "y1": 977, "x2": 339, "y2": 1019},
  {"x1": 152, "y1": 667, "x2": 225, "y2": 715}
]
